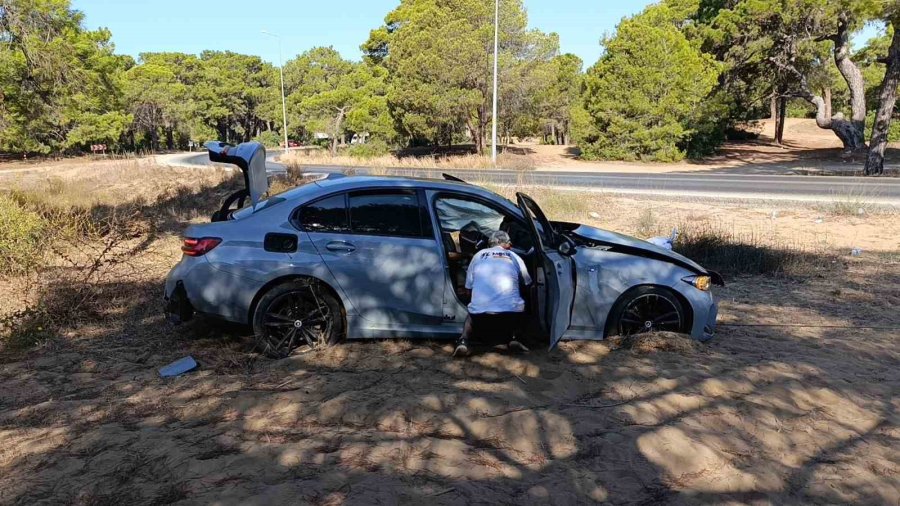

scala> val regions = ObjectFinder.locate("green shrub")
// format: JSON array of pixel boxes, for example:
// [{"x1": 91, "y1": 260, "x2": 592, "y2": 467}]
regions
[
  {"x1": 0, "y1": 195, "x2": 47, "y2": 276},
  {"x1": 580, "y1": 4, "x2": 720, "y2": 162},
  {"x1": 865, "y1": 111, "x2": 900, "y2": 142},
  {"x1": 253, "y1": 131, "x2": 284, "y2": 149},
  {"x1": 345, "y1": 139, "x2": 392, "y2": 158},
  {"x1": 786, "y1": 99, "x2": 816, "y2": 119}
]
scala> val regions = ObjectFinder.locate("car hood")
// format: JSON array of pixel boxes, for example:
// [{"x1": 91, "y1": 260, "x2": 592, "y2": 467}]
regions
[
  {"x1": 555, "y1": 221, "x2": 709, "y2": 275},
  {"x1": 206, "y1": 140, "x2": 268, "y2": 206}
]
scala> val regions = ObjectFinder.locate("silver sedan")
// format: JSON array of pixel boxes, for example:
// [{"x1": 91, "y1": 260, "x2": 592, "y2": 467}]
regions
[{"x1": 165, "y1": 142, "x2": 722, "y2": 358}]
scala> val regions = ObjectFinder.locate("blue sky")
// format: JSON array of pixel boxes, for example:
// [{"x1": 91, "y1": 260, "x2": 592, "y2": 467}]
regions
[{"x1": 72, "y1": 0, "x2": 654, "y2": 66}]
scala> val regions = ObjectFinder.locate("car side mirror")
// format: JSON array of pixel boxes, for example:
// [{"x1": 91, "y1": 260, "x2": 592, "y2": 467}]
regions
[{"x1": 558, "y1": 239, "x2": 576, "y2": 257}]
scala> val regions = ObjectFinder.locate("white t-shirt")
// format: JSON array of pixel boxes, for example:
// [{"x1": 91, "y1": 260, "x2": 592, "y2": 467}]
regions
[{"x1": 465, "y1": 246, "x2": 533, "y2": 314}]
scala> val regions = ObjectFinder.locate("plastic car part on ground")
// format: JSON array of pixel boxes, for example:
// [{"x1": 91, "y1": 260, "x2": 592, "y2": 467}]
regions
[{"x1": 159, "y1": 356, "x2": 198, "y2": 377}]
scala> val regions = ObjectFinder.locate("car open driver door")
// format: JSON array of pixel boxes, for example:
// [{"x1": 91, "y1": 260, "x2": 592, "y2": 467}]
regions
[
  {"x1": 515, "y1": 193, "x2": 576, "y2": 350},
  {"x1": 206, "y1": 141, "x2": 269, "y2": 221}
]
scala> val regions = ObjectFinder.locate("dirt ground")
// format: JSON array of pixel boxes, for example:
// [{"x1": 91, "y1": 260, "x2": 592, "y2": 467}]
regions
[{"x1": 1, "y1": 162, "x2": 898, "y2": 505}]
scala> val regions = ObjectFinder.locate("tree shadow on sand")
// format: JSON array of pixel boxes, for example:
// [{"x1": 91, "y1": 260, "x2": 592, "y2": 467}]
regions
[{"x1": 0, "y1": 181, "x2": 897, "y2": 505}]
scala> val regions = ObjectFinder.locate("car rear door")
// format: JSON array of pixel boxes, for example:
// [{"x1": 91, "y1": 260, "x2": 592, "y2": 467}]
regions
[
  {"x1": 516, "y1": 193, "x2": 575, "y2": 349},
  {"x1": 298, "y1": 189, "x2": 445, "y2": 326}
]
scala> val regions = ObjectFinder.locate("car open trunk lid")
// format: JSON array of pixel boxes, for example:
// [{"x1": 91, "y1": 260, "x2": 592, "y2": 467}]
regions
[{"x1": 205, "y1": 141, "x2": 268, "y2": 207}]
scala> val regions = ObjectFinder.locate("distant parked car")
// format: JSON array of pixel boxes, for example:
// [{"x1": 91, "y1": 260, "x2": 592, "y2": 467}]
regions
[{"x1": 165, "y1": 141, "x2": 722, "y2": 358}]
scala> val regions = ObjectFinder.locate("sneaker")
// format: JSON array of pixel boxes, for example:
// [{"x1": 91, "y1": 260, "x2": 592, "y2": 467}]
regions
[
  {"x1": 508, "y1": 340, "x2": 529, "y2": 353},
  {"x1": 453, "y1": 341, "x2": 470, "y2": 358}
]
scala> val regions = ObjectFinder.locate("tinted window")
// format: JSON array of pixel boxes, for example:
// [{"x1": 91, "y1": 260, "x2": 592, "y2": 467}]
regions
[
  {"x1": 349, "y1": 190, "x2": 423, "y2": 237},
  {"x1": 300, "y1": 194, "x2": 349, "y2": 232}
]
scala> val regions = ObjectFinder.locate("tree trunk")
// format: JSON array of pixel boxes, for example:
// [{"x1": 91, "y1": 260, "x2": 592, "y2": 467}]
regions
[
  {"x1": 477, "y1": 114, "x2": 487, "y2": 155},
  {"x1": 782, "y1": 13, "x2": 866, "y2": 151},
  {"x1": 830, "y1": 12, "x2": 866, "y2": 150},
  {"x1": 865, "y1": 23, "x2": 900, "y2": 176},
  {"x1": 823, "y1": 87, "x2": 832, "y2": 119},
  {"x1": 775, "y1": 96, "x2": 787, "y2": 145},
  {"x1": 330, "y1": 107, "x2": 347, "y2": 156},
  {"x1": 770, "y1": 94, "x2": 778, "y2": 120},
  {"x1": 470, "y1": 119, "x2": 485, "y2": 155}
]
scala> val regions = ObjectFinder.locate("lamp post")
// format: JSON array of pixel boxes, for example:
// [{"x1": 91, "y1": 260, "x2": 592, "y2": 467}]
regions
[
  {"x1": 262, "y1": 30, "x2": 289, "y2": 151},
  {"x1": 491, "y1": 0, "x2": 499, "y2": 166}
]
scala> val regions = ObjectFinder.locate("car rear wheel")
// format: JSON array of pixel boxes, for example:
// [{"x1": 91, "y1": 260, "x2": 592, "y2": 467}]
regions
[
  {"x1": 252, "y1": 279, "x2": 344, "y2": 359},
  {"x1": 608, "y1": 286, "x2": 686, "y2": 337}
]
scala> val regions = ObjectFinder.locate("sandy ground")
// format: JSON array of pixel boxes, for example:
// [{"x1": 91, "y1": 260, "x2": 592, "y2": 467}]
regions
[
  {"x1": 1, "y1": 162, "x2": 898, "y2": 504},
  {"x1": 0, "y1": 255, "x2": 897, "y2": 505},
  {"x1": 520, "y1": 119, "x2": 899, "y2": 174}
]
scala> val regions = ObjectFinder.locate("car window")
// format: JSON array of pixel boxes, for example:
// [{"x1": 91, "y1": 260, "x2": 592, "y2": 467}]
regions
[
  {"x1": 348, "y1": 190, "x2": 424, "y2": 238},
  {"x1": 435, "y1": 198, "x2": 504, "y2": 233},
  {"x1": 434, "y1": 195, "x2": 532, "y2": 252},
  {"x1": 299, "y1": 193, "x2": 349, "y2": 233},
  {"x1": 229, "y1": 196, "x2": 288, "y2": 220}
]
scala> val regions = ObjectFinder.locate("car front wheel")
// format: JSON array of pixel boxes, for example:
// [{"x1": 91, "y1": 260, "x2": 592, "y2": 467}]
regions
[
  {"x1": 252, "y1": 279, "x2": 344, "y2": 359},
  {"x1": 607, "y1": 286, "x2": 687, "y2": 337}
]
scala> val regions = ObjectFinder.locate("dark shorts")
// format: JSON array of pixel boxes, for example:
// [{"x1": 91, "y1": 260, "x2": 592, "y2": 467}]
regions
[{"x1": 470, "y1": 312, "x2": 523, "y2": 344}]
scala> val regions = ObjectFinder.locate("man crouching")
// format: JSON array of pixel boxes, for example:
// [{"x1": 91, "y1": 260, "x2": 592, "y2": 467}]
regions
[{"x1": 453, "y1": 230, "x2": 533, "y2": 357}]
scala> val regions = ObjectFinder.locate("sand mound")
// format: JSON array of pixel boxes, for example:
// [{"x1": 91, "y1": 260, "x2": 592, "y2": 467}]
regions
[{"x1": 609, "y1": 331, "x2": 698, "y2": 354}]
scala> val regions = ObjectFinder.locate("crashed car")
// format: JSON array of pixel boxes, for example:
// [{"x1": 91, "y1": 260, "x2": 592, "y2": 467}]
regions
[{"x1": 165, "y1": 141, "x2": 722, "y2": 358}]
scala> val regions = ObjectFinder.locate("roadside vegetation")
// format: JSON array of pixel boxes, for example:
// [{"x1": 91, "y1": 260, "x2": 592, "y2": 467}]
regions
[
  {"x1": 4, "y1": 1, "x2": 900, "y2": 174},
  {"x1": 0, "y1": 164, "x2": 241, "y2": 350}
]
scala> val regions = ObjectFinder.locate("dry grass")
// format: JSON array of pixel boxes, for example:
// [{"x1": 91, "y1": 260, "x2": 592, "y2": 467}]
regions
[
  {"x1": 282, "y1": 150, "x2": 537, "y2": 171},
  {"x1": 0, "y1": 161, "x2": 244, "y2": 351},
  {"x1": 673, "y1": 221, "x2": 838, "y2": 277},
  {"x1": 815, "y1": 184, "x2": 887, "y2": 217}
]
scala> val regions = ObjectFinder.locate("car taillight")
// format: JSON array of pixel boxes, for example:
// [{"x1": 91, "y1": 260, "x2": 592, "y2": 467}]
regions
[{"x1": 182, "y1": 237, "x2": 222, "y2": 257}]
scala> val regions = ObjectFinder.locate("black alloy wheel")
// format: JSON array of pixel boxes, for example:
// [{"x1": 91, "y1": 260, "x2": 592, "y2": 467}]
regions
[
  {"x1": 611, "y1": 286, "x2": 686, "y2": 336},
  {"x1": 252, "y1": 280, "x2": 343, "y2": 358}
]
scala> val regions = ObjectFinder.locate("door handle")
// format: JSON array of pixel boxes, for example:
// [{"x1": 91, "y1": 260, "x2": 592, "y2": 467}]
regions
[{"x1": 325, "y1": 241, "x2": 356, "y2": 253}]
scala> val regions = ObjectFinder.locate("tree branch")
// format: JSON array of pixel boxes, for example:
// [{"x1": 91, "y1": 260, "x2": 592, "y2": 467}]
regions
[
  {"x1": 768, "y1": 58, "x2": 814, "y2": 101},
  {"x1": 814, "y1": 33, "x2": 838, "y2": 43}
]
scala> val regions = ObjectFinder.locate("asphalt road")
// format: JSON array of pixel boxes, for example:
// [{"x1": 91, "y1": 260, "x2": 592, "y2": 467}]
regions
[{"x1": 169, "y1": 151, "x2": 900, "y2": 205}]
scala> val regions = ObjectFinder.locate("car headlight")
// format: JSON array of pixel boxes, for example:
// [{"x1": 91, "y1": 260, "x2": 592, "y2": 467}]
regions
[{"x1": 682, "y1": 275, "x2": 711, "y2": 291}]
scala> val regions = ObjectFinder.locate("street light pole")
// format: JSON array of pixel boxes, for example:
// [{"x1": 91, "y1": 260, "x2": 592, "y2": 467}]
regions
[
  {"x1": 262, "y1": 30, "x2": 289, "y2": 151},
  {"x1": 491, "y1": 0, "x2": 499, "y2": 165}
]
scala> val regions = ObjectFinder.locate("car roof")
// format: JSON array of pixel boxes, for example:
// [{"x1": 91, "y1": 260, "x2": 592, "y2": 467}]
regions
[
  {"x1": 315, "y1": 174, "x2": 475, "y2": 192},
  {"x1": 275, "y1": 174, "x2": 507, "y2": 203}
]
